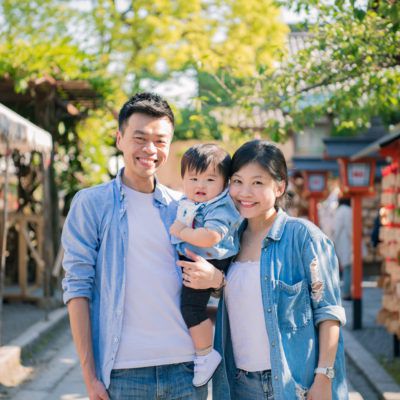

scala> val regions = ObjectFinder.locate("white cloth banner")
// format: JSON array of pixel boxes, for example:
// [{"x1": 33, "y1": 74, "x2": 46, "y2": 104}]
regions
[{"x1": 0, "y1": 102, "x2": 52, "y2": 154}]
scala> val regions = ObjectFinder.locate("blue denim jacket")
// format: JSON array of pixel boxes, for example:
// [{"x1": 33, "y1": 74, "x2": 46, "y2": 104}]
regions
[
  {"x1": 61, "y1": 168, "x2": 182, "y2": 388},
  {"x1": 213, "y1": 210, "x2": 348, "y2": 400},
  {"x1": 171, "y1": 189, "x2": 242, "y2": 260}
]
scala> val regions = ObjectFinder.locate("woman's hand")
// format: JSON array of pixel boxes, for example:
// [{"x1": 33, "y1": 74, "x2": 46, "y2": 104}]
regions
[
  {"x1": 306, "y1": 375, "x2": 332, "y2": 400},
  {"x1": 177, "y1": 249, "x2": 223, "y2": 290}
]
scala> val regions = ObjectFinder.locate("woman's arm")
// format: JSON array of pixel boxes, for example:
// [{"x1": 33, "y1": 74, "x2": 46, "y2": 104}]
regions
[
  {"x1": 307, "y1": 320, "x2": 340, "y2": 400},
  {"x1": 177, "y1": 249, "x2": 224, "y2": 289}
]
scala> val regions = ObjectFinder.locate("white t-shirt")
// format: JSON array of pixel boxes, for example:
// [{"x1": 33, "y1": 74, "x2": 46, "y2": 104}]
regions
[
  {"x1": 114, "y1": 185, "x2": 194, "y2": 369},
  {"x1": 225, "y1": 260, "x2": 271, "y2": 372}
]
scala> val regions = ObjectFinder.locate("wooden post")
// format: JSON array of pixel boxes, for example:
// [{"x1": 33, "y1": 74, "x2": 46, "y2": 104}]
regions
[
  {"x1": 36, "y1": 218, "x2": 44, "y2": 286},
  {"x1": 34, "y1": 83, "x2": 57, "y2": 299},
  {"x1": 352, "y1": 195, "x2": 363, "y2": 329},
  {"x1": 42, "y1": 153, "x2": 53, "y2": 318},
  {"x1": 308, "y1": 196, "x2": 320, "y2": 226},
  {"x1": 0, "y1": 140, "x2": 11, "y2": 345},
  {"x1": 17, "y1": 217, "x2": 28, "y2": 297}
]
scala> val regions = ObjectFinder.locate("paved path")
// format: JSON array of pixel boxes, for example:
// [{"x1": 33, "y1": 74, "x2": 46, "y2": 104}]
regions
[
  {"x1": 6, "y1": 328, "x2": 367, "y2": 400},
  {"x1": 6, "y1": 326, "x2": 213, "y2": 400},
  {"x1": 3, "y1": 280, "x2": 396, "y2": 399}
]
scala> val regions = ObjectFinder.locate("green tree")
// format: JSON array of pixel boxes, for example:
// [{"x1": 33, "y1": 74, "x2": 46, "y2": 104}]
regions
[
  {"x1": 0, "y1": 0, "x2": 289, "y2": 185},
  {"x1": 229, "y1": 0, "x2": 400, "y2": 140},
  {"x1": 87, "y1": 0, "x2": 288, "y2": 82}
]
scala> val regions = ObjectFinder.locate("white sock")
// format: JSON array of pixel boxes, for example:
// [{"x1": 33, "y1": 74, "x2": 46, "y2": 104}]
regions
[{"x1": 195, "y1": 345, "x2": 213, "y2": 357}]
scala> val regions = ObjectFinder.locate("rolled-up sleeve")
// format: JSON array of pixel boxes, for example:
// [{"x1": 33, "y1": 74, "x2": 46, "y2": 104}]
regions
[
  {"x1": 203, "y1": 206, "x2": 230, "y2": 238},
  {"x1": 61, "y1": 190, "x2": 99, "y2": 304},
  {"x1": 204, "y1": 201, "x2": 240, "y2": 239},
  {"x1": 302, "y1": 233, "x2": 346, "y2": 327}
]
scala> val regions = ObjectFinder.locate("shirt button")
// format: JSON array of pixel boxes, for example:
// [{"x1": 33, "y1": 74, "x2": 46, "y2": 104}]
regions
[
  {"x1": 271, "y1": 342, "x2": 276, "y2": 347},
  {"x1": 264, "y1": 276, "x2": 268, "y2": 281},
  {"x1": 267, "y1": 308, "x2": 272, "y2": 313},
  {"x1": 274, "y1": 376, "x2": 278, "y2": 380},
  {"x1": 114, "y1": 337, "x2": 119, "y2": 343}
]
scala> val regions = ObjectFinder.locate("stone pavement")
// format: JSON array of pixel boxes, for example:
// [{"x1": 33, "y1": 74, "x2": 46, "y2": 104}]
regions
[
  {"x1": 5, "y1": 328, "x2": 359, "y2": 400},
  {"x1": 8, "y1": 329, "x2": 213, "y2": 400},
  {"x1": 342, "y1": 281, "x2": 400, "y2": 399}
]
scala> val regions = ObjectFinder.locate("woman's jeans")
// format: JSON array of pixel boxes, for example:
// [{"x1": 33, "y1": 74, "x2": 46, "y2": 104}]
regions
[
  {"x1": 233, "y1": 369, "x2": 274, "y2": 399},
  {"x1": 108, "y1": 362, "x2": 208, "y2": 399}
]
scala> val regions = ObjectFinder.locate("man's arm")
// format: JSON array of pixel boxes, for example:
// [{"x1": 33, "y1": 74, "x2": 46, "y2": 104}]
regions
[
  {"x1": 307, "y1": 320, "x2": 340, "y2": 400},
  {"x1": 62, "y1": 190, "x2": 108, "y2": 400},
  {"x1": 68, "y1": 298, "x2": 109, "y2": 400}
]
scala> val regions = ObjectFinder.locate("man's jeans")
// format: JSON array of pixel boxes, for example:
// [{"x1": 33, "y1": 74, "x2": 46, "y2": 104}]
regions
[
  {"x1": 108, "y1": 362, "x2": 208, "y2": 399},
  {"x1": 233, "y1": 369, "x2": 274, "y2": 400}
]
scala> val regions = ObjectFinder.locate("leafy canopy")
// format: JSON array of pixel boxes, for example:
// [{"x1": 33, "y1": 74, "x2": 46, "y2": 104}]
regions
[{"x1": 227, "y1": 0, "x2": 400, "y2": 140}]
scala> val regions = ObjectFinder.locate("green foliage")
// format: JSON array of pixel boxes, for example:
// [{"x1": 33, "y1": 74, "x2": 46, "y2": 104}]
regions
[
  {"x1": 227, "y1": 1, "x2": 400, "y2": 139},
  {"x1": 86, "y1": 0, "x2": 288, "y2": 85},
  {"x1": 0, "y1": 0, "x2": 117, "y2": 196},
  {"x1": 0, "y1": 0, "x2": 288, "y2": 193}
]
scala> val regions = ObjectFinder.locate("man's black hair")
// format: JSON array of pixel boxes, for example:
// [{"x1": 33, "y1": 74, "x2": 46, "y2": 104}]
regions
[{"x1": 118, "y1": 92, "x2": 174, "y2": 132}]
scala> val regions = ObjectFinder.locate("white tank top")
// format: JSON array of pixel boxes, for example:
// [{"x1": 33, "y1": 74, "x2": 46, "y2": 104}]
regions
[
  {"x1": 114, "y1": 185, "x2": 194, "y2": 369},
  {"x1": 225, "y1": 260, "x2": 271, "y2": 372}
]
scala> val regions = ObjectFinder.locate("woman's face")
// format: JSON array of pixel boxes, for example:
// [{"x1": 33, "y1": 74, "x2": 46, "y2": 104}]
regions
[{"x1": 229, "y1": 162, "x2": 285, "y2": 220}]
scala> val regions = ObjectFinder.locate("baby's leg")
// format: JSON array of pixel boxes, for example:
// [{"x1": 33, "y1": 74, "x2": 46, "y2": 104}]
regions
[
  {"x1": 190, "y1": 319, "x2": 213, "y2": 353},
  {"x1": 181, "y1": 287, "x2": 221, "y2": 386}
]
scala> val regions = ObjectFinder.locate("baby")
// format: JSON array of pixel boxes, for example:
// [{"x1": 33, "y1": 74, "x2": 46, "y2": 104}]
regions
[{"x1": 170, "y1": 143, "x2": 241, "y2": 387}]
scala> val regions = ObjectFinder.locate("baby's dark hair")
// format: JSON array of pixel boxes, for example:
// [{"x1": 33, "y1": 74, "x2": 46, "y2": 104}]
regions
[
  {"x1": 181, "y1": 144, "x2": 231, "y2": 186},
  {"x1": 231, "y1": 140, "x2": 288, "y2": 208}
]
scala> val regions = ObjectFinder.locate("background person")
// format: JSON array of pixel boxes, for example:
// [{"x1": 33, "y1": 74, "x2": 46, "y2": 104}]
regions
[{"x1": 332, "y1": 197, "x2": 353, "y2": 301}]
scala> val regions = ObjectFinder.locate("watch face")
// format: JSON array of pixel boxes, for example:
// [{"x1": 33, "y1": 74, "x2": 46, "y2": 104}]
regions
[{"x1": 326, "y1": 368, "x2": 335, "y2": 379}]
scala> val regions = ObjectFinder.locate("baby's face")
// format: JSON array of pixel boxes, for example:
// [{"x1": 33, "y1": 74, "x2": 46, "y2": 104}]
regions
[{"x1": 182, "y1": 164, "x2": 225, "y2": 203}]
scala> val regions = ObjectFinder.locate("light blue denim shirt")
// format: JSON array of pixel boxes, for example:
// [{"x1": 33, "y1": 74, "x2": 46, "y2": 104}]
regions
[
  {"x1": 61, "y1": 168, "x2": 182, "y2": 388},
  {"x1": 170, "y1": 189, "x2": 242, "y2": 260},
  {"x1": 213, "y1": 209, "x2": 348, "y2": 400}
]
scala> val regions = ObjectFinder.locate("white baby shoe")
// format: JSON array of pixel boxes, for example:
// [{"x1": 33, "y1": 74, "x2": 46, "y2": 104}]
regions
[{"x1": 192, "y1": 349, "x2": 222, "y2": 387}]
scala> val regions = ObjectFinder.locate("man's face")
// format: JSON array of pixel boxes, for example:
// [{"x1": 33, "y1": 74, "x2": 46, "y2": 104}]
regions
[{"x1": 116, "y1": 113, "x2": 173, "y2": 191}]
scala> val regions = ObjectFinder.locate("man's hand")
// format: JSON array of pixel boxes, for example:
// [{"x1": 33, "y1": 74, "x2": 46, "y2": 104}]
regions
[
  {"x1": 170, "y1": 220, "x2": 187, "y2": 238},
  {"x1": 306, "y1": 374, "x2": 332, "y2": 400},
  {"x1": 87, "y1": 377, "x2": 109, "y2": 400}
]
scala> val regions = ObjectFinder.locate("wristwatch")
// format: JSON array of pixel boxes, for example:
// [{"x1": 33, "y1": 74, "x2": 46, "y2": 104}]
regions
[
  {"x1": 216, "y1": 271, "x2": 226, "y2": 290},
  {"x1": 314, "y1": 367, "x2": 335, "y2": 380}
]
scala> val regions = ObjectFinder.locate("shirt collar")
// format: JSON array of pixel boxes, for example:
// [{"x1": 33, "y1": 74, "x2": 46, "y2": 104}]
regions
[
  {"x1": 265, "y1": 208, "x2": 288, "y2": 241},
  {"x1": 237, "y1": 208, "x2": 288, "y2": 244},
  {"x1": 115, "y1": 167, "x2": 169, "y2": 206}
]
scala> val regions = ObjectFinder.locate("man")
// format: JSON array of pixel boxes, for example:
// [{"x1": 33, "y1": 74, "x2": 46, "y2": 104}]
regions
[{"x1": 62, "y1": 93, "x2": 208, "y2": 399}]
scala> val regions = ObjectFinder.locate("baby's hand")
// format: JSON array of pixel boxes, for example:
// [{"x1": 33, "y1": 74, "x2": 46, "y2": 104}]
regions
[{"x1": 170, "y1": 220, "x2": 187, "y2": 238}]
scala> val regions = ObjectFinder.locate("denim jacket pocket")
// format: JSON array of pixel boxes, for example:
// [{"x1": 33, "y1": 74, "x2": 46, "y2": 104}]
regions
[{"x1": 276, "y1": 280, "x2": 312, "y2": 331}]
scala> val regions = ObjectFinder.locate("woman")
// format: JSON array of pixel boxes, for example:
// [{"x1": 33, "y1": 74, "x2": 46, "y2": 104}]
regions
[{"x1": 179, "y1": 140, "x2": 348, "y2": 400}]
